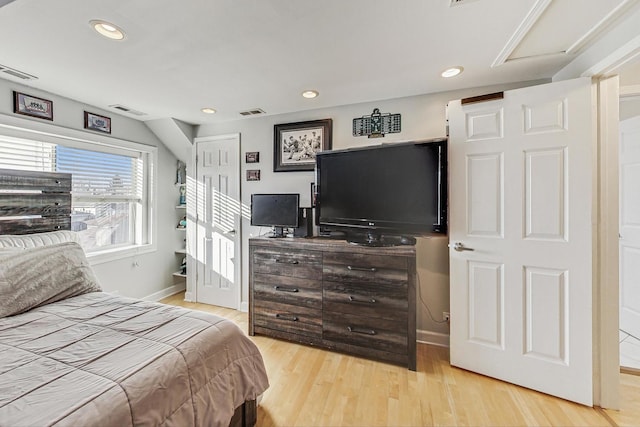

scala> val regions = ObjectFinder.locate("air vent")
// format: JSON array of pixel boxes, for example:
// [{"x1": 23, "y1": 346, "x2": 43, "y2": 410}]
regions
[
  {"x1": 450, "y1": 0, "x2": 477, "y2": 5},
  {"x1": 239, "y1": 108, "x2": 266, "y2": 116},
  {"x1": 0, "y1": 1, "x2": 18, "y2": 8},
  {"x1": 108, "y1": 104, "x2": 147, "y2": 116},
  {"x1": 0, "y1": 64, "x2": 37, "y2": 80}
]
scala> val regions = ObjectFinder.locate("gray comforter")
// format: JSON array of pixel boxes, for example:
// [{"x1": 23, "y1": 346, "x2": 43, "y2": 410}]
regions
[{"x1": 0, "y1": 292, "x2": 269, "y2": 427}]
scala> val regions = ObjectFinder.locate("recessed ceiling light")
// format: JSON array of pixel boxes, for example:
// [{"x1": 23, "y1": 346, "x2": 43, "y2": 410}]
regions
[
  {"x1": 201, "y1": 108, "x2": 217, "y2": 114},
  {"x1": 441, "y1": 66, "x2": 464, "y2": 78},
  {"x1": 90, "y1": 20, "x2": 125, "y2": 40},
  {"x1": 302, "y1": 90, "x2": 319, "y2": 99}
]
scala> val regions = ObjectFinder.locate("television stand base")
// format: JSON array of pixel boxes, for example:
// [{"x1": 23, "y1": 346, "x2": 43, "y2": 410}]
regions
[
  {"x1": 267, "y1": 226, "x2": 286, "y2": 238},
  {"x1": 346, "y1": 232, "x2": 416, "y2": 247}
]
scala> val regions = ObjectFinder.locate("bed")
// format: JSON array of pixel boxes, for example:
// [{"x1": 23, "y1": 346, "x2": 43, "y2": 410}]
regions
[{"x1": 0, "y1": 169, "x2": 269, "y2": 427}]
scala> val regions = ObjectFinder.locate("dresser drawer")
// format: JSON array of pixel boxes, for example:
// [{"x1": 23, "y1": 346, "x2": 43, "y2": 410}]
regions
[
  {"x1": 323, "y1": 311, "x2": 407, "y2": 355},
  {"x1": 253, "y1": 273, "x2": 322, "y2": 309},
  {"x1": 253, "y1": 248, "x2": 322, "y2": 279},
  {"x1": 323, "y1": 280, "x2": 407, "y2": 321},
  {"x1": 323, "y1": 252, "x2": 407, "y2": 285},
  {"x1": 254, "y1": 300, "x2": 322, "y2": 339}
]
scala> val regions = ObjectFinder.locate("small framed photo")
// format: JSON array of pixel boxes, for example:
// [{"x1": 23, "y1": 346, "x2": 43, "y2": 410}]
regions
[
  {"x1": 245, "y1": 152, "x2": 260, "y2": 163},
  {"x1": 246, "y1": 169, "x2": 261, "y2": 181},
  {"x1": 84, "y1": 111, "x2": 111, "y2": 134},
  {"x1": 310, "y1": 182, "x2": 317, "y2": 208},
  {"x1": 13, "y1": 91, "x2": 53, "y2": 120},
  {"x1": 274, "y1": 118, "x2": 332, "y2": 172}
]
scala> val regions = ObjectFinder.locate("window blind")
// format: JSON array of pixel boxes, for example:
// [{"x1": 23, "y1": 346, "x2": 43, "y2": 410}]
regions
[
  {"x1": 0, "y1": 137, "x2": 56, "y2": 172},
  {"x1": 0, "y1": 136, "x2": 143, "y2": 202},
  {"x1": 56, "y1": 146, "x2": 143, "y2": 202}
]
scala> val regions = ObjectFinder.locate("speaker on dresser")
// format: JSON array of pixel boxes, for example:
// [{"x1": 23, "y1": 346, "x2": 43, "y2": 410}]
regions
[{"x1": 293, "y1": 207, "x2": 313, "y2": 237}]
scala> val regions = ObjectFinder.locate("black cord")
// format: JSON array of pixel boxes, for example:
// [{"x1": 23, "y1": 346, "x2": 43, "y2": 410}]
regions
[{"x1": 416, "y1": 271, "x2": 449, "y2": 324}]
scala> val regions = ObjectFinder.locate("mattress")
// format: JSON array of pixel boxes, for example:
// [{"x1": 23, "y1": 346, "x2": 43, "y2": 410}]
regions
[{"x1": 0, "y1": 292, "x2": 269, "y2": 427}]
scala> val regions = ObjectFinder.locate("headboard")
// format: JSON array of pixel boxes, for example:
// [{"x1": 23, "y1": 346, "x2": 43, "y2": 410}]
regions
[{"x1": 0, "y1": 168, "x2": 72, "y2": 235}]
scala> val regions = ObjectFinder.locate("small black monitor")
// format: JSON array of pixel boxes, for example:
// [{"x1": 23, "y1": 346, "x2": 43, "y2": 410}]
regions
[{"x1": 251, "y1": 193, "x2": 300, "y2": 237}]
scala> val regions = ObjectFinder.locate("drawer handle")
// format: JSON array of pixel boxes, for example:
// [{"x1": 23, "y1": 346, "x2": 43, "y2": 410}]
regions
[
  {"x1": 347, "y1": 326, "x2": 376, "y2": 336},
  {"x1": 274, "y1": 285, "x2": 299, "y2": 293},
  {"x1": 347, "y1": 265, "x2": 377, "y2": 273},
  {"x1": 348, "y1": 296, "x2": 376, "y2": 304},
  {"x1": 276, "y1": 259, "x2": 299, "y2": 265},
  {"x1": 275, "y1": 313, "x2": 299, "y2": 322}
]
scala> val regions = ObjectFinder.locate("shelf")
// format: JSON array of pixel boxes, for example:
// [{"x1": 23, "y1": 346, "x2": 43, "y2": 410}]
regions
[{"x1": 173, "y1": 179, "x2": 187, "y2": 281}]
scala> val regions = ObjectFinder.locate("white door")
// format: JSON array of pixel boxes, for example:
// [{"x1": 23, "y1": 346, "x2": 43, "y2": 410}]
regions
[
  {"x1": 195, "y1": 134, "x2": 241, "y2": 309},
  {"x1": 448, "y1": 78, "x2": 594, "y2": 405},
  {"x1": 620, "y1": 116, "x2": 640, "y2": 340}
]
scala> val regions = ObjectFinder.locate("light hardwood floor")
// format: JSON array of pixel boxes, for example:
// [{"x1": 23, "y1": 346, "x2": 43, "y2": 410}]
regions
[{"x1": 161, "y1": 293, "x2": 640, "y2": 427}]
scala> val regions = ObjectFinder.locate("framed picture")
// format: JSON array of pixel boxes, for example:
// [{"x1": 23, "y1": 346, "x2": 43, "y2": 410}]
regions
[
  {"x1": 246, "y1": 169, "x2": 261, "y2": 181},
  {"x1": 245, "y1": 151, "x2": 260, "y2": 163},
  {"x1": 84, "y1": 111, "x2": 111, "y2": 134},
  {"x1": 274, "y1": 118, "x2": 332, "y2": 172},
  {"x1": 13, "y1": 91, "x2": 53, "y2": 121}
]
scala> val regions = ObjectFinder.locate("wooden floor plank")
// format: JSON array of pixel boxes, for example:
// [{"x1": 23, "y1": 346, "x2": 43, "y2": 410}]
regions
[{"x1": 161, "y1": 293, "x2": 638, "y2": 427}]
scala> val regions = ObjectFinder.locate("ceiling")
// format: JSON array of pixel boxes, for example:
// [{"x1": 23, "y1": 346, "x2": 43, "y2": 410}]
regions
[{"x1": 0, "y1": 0, "x2": 638, "y2": 125}]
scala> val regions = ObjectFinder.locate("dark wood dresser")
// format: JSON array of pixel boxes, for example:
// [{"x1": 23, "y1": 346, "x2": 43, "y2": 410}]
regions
[{"x1": 248, "y1": 236, "x2": 416, "y2": 370}]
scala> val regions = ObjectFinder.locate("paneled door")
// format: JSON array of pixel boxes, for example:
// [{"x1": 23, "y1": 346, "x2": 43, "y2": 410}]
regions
[
  {"x1": 448, "y1": 78, "x2": 594, "y2": 405},
  {"x1": 620, "y1": 116, "x2": 640, "y2": 341},
  {"x1": 195, "y1": 134, "x2": 241, "y2": 309}
]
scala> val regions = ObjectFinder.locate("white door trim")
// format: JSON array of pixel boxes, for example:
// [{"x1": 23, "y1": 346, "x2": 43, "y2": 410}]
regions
[
  {"x1": 594, "y1": 76, "x2": 620, "y2": 409},
  {"x1": 576, "y1": 41, "x2": 640, "y2": 409},
  {"x1": 192, "y1": 133, "x2": 242, "y2": 310}
]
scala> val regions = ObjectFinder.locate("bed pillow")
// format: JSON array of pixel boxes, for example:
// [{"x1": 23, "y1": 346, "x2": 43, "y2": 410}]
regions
[{"x1": 0, "y1": 241, "x2": 102, "y2": 318}]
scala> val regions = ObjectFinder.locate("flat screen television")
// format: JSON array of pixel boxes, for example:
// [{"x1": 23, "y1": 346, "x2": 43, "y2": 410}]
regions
[
  {"x1": 315, "y1": 138, "x2": 447, "y2": 246},
  {"x1": 251, "y1": 193, "x2": 300, "y2": 238}
]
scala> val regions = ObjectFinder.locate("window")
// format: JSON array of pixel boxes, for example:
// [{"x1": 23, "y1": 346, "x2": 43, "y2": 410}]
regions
[
  {"x1": 57, "y1": 146, "x2": 145, "y2": 252},
  {"x1": 0, "y1": 129, "x2": 155, "y2": 258}
]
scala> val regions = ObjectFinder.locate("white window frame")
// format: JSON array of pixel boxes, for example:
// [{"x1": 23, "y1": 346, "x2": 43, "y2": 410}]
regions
[{"x1": 0, "y1": 113, "x2": 158, "y2": 265}]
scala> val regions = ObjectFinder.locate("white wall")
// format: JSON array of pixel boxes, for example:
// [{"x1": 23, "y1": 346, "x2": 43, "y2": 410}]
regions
[
  {"x1": 620, "y1": 98, "x2": 640, "y2": 121},
  {"x1": 196, "y1": 79, "x2": 547, "y2": 339},
  {"x1": 0, "y1": 79, "x2": 181, "y2": 299}
]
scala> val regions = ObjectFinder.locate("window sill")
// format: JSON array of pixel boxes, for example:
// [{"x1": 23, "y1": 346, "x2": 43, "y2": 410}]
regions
[{"x1": 87, "y1": 243, "x2": 156, "y2": 265}]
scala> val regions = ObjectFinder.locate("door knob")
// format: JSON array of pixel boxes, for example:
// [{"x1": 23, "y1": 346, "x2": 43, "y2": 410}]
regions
[{"x1": 450, "y1": 242, "x2": 474, "y2": 252}]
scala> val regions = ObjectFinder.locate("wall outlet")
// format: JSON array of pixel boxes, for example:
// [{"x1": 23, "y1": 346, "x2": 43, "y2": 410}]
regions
[{"x1": 443, "y1": 312, "x2": 450, "y2": 322}]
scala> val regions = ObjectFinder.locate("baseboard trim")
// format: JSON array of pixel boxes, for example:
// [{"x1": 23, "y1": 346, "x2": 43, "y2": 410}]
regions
[
  {"x1": 184, "y1": 291, "x2": 194, "y2": 302},
  {"x1": 417, "y1": 329, "x2": 450, "y2": 348},
  {"x1": 239, "y1": 301, "x2": 248, "y2": 313},
  {"x1": 143, "y1": 283, "x2": 186, "y2": 302}
]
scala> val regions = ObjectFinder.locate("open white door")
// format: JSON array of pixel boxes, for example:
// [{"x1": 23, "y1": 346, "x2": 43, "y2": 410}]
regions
[
  {"x1": 194, "y1": 134, "x2": 241, "y2": 309},
  {"x1": 448, "y1": 78, "x2": 594, "y2": 405},
  {"x1": 620, "y1": 116, "x2": 640, "y2": 341}
]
